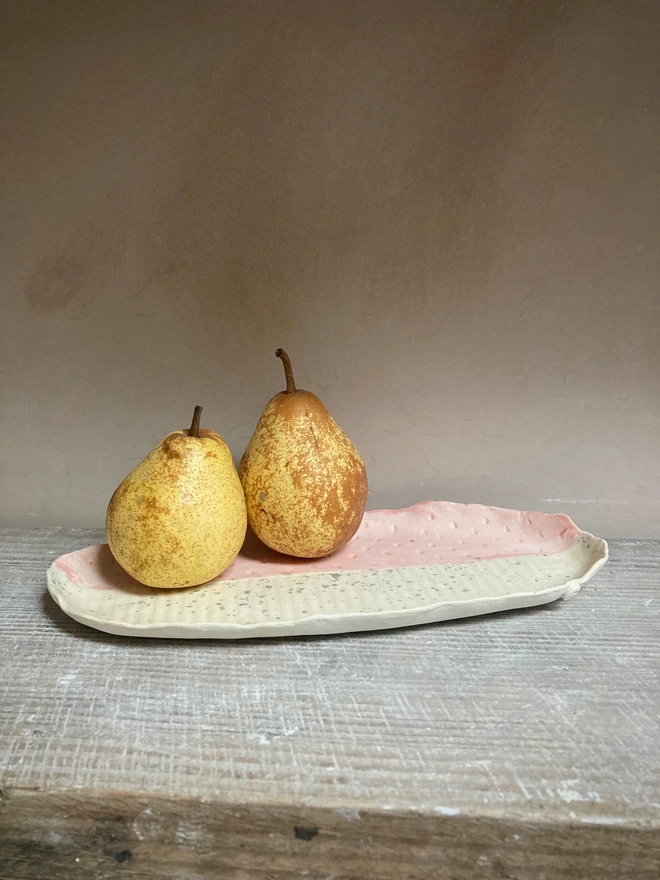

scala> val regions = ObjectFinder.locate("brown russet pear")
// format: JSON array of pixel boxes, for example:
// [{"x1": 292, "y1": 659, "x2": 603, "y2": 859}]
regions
[
  {"x1": 239, "y1": 349, "x2": 368, "y2": 558},
  {"x1": 106, "y1": 406, "x2": 247, "y2": 588}
]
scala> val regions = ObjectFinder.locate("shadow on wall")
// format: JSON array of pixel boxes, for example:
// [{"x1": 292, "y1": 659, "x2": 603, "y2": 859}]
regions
[{"x1": 22, "y1": 0, "x2": 578, "y2": 330}]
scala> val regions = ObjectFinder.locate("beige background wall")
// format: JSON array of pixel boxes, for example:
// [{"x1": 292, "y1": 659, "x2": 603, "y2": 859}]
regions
[{"x1": 1, "y1": 0, "x2": 658, "y2": 537}]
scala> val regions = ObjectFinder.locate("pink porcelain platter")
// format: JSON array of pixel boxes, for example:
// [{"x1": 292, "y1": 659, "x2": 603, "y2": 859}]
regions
[{"x1": 46, "y1": 501, "x2": 608, "y2": 639}]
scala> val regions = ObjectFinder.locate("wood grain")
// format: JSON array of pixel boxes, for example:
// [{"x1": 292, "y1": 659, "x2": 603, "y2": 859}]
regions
[
  {"x1": 2, "y1": 791, "x2": 659, "y2": 880},
  {"x1": 1, "y1": 529, "x2": 659, "y2": 878}
]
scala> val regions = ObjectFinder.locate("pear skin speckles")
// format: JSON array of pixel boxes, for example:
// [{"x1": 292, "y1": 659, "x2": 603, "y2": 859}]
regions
[
  {"x1": 106, "y1": 429, "x2": 247, "y2": 588},
  {"x1": 239, "y1": 390, "x2": 368, "y2": 558}
]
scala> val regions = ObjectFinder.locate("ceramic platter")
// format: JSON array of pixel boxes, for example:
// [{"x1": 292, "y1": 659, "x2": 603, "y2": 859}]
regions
[{"x1": 47, "y1": 501, "x2": 608, "y2": 639}]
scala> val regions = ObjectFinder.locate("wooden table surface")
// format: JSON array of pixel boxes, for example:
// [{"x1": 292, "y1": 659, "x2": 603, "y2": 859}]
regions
[{"x1": 0, "y1": 529, "x2": 658, "y2": 879}]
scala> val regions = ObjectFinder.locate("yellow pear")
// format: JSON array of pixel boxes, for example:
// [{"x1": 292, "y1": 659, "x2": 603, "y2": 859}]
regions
[
  {"x1": 239, "y1": 349, "x2": 368, "y2": 558},
  {"x1": 106, "y1": 406, "x2": 247, "y2": 588}
]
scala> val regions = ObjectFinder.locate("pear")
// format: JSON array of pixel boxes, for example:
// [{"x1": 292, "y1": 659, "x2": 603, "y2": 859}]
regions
[
  {"x1": 106, "y1": 406, "x2": 247, "y2": 588},
  {"x1": 239, "y1": 349, "x2": 368, "y2": 558}
]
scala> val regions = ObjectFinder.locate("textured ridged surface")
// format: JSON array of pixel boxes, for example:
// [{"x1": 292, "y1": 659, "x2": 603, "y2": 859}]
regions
[
  {"x1": 47, "y1": 533, "x2": 607, "y2": 638},
  {"x1": 0, "y1": 530, "x2": 658, "y2": 878}
]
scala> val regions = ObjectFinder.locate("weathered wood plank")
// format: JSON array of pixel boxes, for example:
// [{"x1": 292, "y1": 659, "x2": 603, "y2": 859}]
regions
[
  {"x1": 1, "y1": 529, "x2": 659, "y2": 878},
  {"x1": 1, "y1": 791, "x2": 659, "y2": 880}
]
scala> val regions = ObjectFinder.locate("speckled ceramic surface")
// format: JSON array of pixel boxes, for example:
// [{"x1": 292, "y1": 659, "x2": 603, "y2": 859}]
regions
[{"x1": 46, "y1": 502, "x2": 608, "y2": 639}]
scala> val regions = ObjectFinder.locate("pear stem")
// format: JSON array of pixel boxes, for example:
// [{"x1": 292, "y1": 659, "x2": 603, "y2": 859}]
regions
[
  {"x1": 276, "y1": 348, "x2": 297, "y2": 393},
  {"x1": 189, "y1": 405, "x2": 203, "y2": 437}
]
